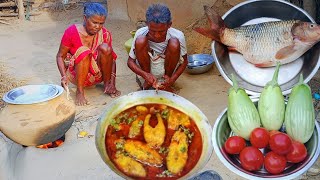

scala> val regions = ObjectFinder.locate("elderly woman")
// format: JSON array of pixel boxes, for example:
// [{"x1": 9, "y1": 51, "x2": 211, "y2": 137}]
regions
[
  {"x1": 127, "y1": 3, "x2": 188, "y2": 92},
  {"x1": 56, "y1": 2, "x2": 120, "y2": 106}
]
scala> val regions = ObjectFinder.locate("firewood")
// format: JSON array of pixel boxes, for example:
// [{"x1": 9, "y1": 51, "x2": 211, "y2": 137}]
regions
[
  {"x1": 0, "y1": 2, "x2": 16, "y2": 8},
  {"x1": 17, "y1": 0, "x2": 25, "y2": 20},
  {"x1": 0, "y1": 12, "x2": 41, "y2": 17},
  {"x1": 0, "y1": 20, "x2": 10, "y2": 25}
]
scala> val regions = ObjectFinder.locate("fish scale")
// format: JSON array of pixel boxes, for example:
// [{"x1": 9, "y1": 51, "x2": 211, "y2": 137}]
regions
[{"x1": 223, "y1": 20, "x2": 298, "y2": 65}]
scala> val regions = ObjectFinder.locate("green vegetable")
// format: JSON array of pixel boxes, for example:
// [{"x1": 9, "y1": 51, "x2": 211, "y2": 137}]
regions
[
  {"x1": 285, "y1": 74, "x2": 315, "y2": 143},
  {"x1": 258, "y1": 63, "x2": 285, "y2": 130},
  {"x1": 227, "y1": 74, "x2": 261, "y2": 140}
]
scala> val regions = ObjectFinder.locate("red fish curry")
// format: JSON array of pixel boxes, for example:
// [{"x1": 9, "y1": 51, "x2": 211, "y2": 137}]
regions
[{"x1": 105, "y1": 104, "x2": 203, "y2": 179}]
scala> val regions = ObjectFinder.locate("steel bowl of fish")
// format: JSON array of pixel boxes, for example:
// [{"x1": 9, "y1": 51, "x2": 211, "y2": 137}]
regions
[
  {"x1": 95, "y1": 90, "x2": 213, "y2": 179},
  {"x1": 186, "y1": 54, "x2": 215, "y2": 74},
  {"x1": 194, "y1": 0, "x2": 320, "y2": 96},
  {"x1": 212, "y1": 98, "x2": 320, "y2": 180}
]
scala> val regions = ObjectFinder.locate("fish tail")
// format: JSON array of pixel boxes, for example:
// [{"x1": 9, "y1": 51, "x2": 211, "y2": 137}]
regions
[{"x1": 193, "y1": 6, "x2": 226, "y2": 42}]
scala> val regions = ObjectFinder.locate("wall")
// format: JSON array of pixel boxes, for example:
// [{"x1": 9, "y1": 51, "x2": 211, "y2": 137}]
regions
[{"x1": 107, "y1": 0, "x2": 219, "y2": 27}]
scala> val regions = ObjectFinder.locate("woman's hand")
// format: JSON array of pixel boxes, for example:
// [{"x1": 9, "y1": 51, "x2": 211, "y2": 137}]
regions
[{"x1": 61, "y1": 75, "x2": 69, "y2": 89}]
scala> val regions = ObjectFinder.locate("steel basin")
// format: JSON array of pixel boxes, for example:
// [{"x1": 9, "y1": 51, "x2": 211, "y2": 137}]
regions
[
  {"x1": 212, "y1": 98, "x2": 320, "y2": 180},
  {"x1": 186, "y1": 54, "x2": 215, "y2": 74}
]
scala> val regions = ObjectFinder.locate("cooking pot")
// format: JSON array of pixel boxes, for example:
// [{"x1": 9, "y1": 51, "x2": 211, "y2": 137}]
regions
[
  {"x1": 0, "y1": 91, "x2": 75, "y2": 146},
  {"x1": 95, "y1": 90, "x2": 213, "y2": 179}
]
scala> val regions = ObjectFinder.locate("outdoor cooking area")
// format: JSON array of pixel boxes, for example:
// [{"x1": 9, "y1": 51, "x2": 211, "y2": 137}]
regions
[{"x1": 0, "y1": 0, "x2": 320, "y2": 180}]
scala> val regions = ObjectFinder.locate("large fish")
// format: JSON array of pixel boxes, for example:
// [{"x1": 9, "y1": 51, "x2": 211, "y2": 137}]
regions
[{"x1": 194, "y1": 6, "x2": 320, "y2": 67}]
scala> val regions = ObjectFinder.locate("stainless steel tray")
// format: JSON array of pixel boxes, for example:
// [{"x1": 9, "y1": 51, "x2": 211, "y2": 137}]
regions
[{"x1": 2, "y1": 84, "x2": 64, "y2": 104}]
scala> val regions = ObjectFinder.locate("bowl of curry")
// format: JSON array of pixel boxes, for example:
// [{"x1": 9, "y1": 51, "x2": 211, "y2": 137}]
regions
[{"x1": 95, "y1": 90, "x2": 213, "y2": 179}]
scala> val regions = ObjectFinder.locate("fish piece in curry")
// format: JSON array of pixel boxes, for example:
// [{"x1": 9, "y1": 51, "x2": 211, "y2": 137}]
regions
[
  {"x1": 114, "y1": 152, "x2": 146, "y2": 178},
  {"x1": 144, "y1": 113, "x2": 166, "y2": 147},
  {"x1": 167, "y1": 131, "x2": 189, "y2": 174},
  {"x1": 168, "y1": 109, "x2": 190, "y2": 130},
  {"x1": 124, "y1": 139, "x2": 163, "y2": 166}
]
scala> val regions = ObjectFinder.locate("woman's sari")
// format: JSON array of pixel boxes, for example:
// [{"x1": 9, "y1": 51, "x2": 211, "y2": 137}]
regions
[{"x1": 61, "y1": 24, "x2": 117, "y2": 87}]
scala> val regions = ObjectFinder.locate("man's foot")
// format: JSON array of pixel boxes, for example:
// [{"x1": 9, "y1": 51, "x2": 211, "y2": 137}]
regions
[{"x1": 75, "y1": 90, "x2": 89, "y2": 106}]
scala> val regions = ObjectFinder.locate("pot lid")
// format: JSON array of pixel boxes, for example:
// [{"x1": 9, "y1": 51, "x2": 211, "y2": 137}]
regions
[
  {"x1": 2, "y1": 84, "x2": 64, "y2": 104},
  {"x1": 211, "y1": 0, "x2": 320, "y2": 96}
]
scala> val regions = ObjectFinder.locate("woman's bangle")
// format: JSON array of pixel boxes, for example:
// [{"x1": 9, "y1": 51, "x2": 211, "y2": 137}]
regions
[{"x1": 111, "y1": 72, "x2": 116, "y2": 77}]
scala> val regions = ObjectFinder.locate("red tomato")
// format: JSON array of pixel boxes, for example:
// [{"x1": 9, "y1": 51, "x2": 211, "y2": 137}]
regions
[
  {"x1": 269, "y1": 130, "x2": 281, "y2": 137},
  {"x1": 239, "y1": 146, "x2": 264, "y2": 171},
  {"x1": 250, "y1": 127, "x2": 269, "y2": 148},
  {"x1": 224, "y1": 136, "x2": 246, "y2": 154},
  {"x1": 264, "y1": 151, "x2": 287, "y2": 174},
  {"x1": 269, "y1": 133, "x2": 292, "y2": 155},
  {"x1": 286, "y1": 141, "x2": 307, "y2": 163}
]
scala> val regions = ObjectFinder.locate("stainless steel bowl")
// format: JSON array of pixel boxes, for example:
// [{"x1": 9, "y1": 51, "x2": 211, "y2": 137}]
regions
[
  {"x1": 212, "y1": 98, "x2": 320, "y2": 180},
  {"x1": 95, "y1": 90, "x2": 213, "y2": 179},
  {"x1": 186, "y1": 54, "x2": 215, "y2": 74},
  {"x1": 212, "y1": 0, "x2": 320, "y2": 96}
]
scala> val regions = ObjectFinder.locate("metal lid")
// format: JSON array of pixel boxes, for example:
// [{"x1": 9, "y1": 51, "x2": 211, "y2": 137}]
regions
[
  {"x1": 3, "y1": 84, "x2": 64, "y2": 104},
  {"x1": 212, "y1": 0, "x2": 320, "y2": 96}
]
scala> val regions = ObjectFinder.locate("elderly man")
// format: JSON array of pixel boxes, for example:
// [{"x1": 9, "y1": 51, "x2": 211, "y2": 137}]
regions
[
  {"x1": 127, "y1": 3, "x2": 188, "y2": 92},
  {"x1": 56, "y1": 3, "x2": 120, "y2": 106}
]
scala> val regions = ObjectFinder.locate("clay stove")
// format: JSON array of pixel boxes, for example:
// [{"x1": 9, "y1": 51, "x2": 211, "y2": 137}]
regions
[
  {"x1": 0, "y1": 118, "x2": 123, "y2": 180},
  {"x1": 36, "y1": 135, "x2": 65, "y2": 149}
]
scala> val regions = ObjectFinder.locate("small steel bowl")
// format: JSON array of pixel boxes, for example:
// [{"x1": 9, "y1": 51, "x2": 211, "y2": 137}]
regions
[
  {"x1": 212, "y1": 0, "x2": 320, "y2": 96},
  {"x1": 186, "y1": 54, "x2": 215, "y2": 74},
  {"x1": 212, "y1": 98, "x2": 320, "y2": 180}
]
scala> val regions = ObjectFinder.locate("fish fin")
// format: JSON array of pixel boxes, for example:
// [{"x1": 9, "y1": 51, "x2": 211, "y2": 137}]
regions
[
  {"x1": 254, "y1": 62, "x2": 275, "y2": 68},
  {"x1": 193, "y1": 6, "x2": 226, "y2": 42},
  {"x1": 275, "y1": 45, "x2": 296, "y2": 60},
  {"x1": 227, "y1": 46, "x2": 238, "y2": 52},
  {"x1": 193, "y1": 27, "x2": 219, "y2": 40}
]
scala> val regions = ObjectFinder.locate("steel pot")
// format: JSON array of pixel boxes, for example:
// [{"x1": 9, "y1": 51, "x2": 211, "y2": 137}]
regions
[{"x1": 95, "y1": 90, "x2": 213, "y2": 179}]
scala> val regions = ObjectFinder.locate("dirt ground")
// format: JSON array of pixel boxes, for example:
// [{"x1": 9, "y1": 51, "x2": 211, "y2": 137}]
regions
[{"x1": 0, "y1": 2, "x2": 319, "y2": 180}]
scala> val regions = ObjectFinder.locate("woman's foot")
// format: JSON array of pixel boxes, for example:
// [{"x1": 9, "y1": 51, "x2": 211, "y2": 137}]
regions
[
  {"x1": 109, "y1": 90, "x2": 121, "y2": 98},
  {"x1": 75, "y1": 89, "x2": 89, "y2": 106},
  {"x1": 104, "y1": 82, "x2": 121, "y2": 98}
]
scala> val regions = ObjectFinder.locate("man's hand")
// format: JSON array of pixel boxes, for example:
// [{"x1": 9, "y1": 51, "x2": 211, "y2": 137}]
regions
[
  {"x1": 160, "y1": 75, "x2": 173, "y2": 89},
  {"x1": 144, "y1": 73, "x2": 157, "y2": 87}
]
